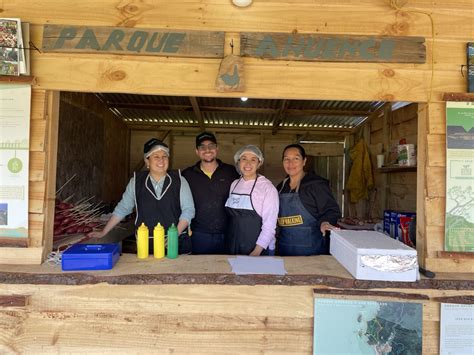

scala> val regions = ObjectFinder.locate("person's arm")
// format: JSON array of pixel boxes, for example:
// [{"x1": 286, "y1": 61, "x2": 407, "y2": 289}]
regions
[
  {"x1": 88, "y1": 177, "x2": 135, "y2": 238},
  {"x1": 177, "y1": 175, "x2": 195, "y2": 234},
  {"x1": 312, "y1": 181, "x2": 341, "y2": 234},
  {"x1": 88, "y1": 214, "x2": 123, "y2": 239},
  {"x1": 251, "y1": 181, "x2": 279, "y2": 256}
]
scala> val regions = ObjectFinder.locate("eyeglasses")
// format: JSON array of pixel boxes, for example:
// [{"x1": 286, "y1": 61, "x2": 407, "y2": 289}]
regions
[{"x1": 198, "y1": 143, "x2": 217, "y2": 151}]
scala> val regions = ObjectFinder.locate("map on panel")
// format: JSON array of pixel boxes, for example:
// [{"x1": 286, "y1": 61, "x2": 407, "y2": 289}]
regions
[{"x1": 314, "y1": 298, "x2": 422, "y2": 355}]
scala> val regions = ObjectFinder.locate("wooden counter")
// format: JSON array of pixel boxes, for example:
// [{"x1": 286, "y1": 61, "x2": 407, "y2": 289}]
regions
[{"x1": 0, "y1": 255, "x2": 472, "y2": 354}]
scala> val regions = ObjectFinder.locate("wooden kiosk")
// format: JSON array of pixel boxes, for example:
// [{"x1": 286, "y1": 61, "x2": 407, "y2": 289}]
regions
[{"x1": 0, "y1": 1, "x2": 472, "y2": 353}]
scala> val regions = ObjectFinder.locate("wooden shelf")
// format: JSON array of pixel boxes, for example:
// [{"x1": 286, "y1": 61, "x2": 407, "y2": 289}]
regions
[
  {"x1": 0, "y1": 75, "x2": 36, "y2": 85},
  {"x1": 443, "y1": 92, "x2": 474, "y2": 102},
  {"x1": 378, "y1": 166, "x2": 417, "y2": 173}
]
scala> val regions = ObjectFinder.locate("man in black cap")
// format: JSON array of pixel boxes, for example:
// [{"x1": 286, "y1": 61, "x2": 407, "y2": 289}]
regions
[{"x1": 182, "y1": 132, "x2": 239, "y2": 254}]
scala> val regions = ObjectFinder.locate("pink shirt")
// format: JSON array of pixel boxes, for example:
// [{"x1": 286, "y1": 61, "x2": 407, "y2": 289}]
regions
[{"x1": 229, "y1": 175, "x2": 279, "y2": 250}]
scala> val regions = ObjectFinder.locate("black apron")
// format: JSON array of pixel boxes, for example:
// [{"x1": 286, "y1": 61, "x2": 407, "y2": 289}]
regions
[
  {"x1": 277, "y1": 178, "x2": 329, "y2": 256},
  {"x1": 134, "y1": 170, "x2": 191, "y2": 254},
  {"x1": 225, "y1": 177, "x2": 262, "y2": 255}
]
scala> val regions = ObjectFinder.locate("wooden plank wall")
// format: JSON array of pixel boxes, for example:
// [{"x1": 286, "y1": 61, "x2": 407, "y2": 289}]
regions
[
  {"x1": 56, "y1": 92, "x2": 129, "y2": 205},
  {"x1": 0, "y1": 0, "x2": 472, "y2": 271},
  {"x1": 0, "y1": 282, "x2": 472, "y2": 354},
  {"x1": 369, "y1": 103, "x2": 418, "y2": 216}
]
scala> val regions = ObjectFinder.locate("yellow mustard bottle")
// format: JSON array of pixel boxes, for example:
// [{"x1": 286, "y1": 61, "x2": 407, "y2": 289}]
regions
[
  {"x1": 136, "y1": 222, "x2": 149, "y2": 259},
  {"x1": 153, "y1": 223, "x2": 165, "y2": 259}
]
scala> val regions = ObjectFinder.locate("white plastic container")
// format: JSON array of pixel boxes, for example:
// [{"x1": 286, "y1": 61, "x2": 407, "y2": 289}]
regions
[
  {"x1": 398, "y1": 144, "x2": 416, "y2": 166},
  {"x1": 330, "y1": 230, "x2": 418, "y2": 282}
]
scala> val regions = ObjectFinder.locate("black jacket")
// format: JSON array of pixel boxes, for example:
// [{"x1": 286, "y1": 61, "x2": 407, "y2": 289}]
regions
[
  {"x1": 182, "y1": 159, "x2": 239, "y2": 234},
  {"x1": 277, "y1": 172, "x2": 341, "y2": 225}
]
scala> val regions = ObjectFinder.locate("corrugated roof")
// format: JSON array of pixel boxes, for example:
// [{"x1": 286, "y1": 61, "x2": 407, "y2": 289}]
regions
[{"x1": 96, "y1": 93, "x2": 386, "y2": 132}]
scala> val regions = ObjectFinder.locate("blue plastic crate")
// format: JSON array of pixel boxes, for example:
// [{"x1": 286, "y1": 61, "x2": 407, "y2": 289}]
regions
[{"x1": 62, "y1": 243, "x2": 121, "y2": 271}]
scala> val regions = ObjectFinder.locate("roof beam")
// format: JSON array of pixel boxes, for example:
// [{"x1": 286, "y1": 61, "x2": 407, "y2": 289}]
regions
[
  {"x1": 106, "y1": 101, "x2": 369, "y2": 117},
  {"x1": 272, "y1": 100, "x2": 289, "y2": 135},
  {"x1": 189, "y1": 96, "x2": 205, "y2": 131}
]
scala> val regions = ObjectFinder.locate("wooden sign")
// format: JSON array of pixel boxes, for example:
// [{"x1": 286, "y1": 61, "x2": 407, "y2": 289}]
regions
[
  {"x1": 215, "y1": 55, "x2": 245, "y2": 92},
  {"x1": 42, "y1": 25, "x2": 224, "y2": 58},
  {"x1": 241, "y1": 32, "x2": 425, "y2": 63}
]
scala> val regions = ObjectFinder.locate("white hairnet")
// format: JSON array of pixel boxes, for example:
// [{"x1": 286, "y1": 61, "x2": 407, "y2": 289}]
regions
[{"x1": 233, "y1": 145, "x2": 264, "y2": 164}]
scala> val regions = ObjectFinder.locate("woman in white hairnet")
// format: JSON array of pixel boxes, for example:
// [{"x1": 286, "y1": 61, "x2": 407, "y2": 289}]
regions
[{"x1": 224, "y1": 145, "x2": 279, "y2": 255}]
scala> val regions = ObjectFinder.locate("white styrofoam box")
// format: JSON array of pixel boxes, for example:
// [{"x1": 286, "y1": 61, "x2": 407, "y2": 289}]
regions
[{"x1": 330, "y1": 230, "x2": 418, "y2": 282}]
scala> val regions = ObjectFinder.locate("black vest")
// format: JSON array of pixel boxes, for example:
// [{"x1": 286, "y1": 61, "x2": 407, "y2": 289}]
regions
[{"x1": 134, "y1": 170, "x2": 182, "y2": 232}]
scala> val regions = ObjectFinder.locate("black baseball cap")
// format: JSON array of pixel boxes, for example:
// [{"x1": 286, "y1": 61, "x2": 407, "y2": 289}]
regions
[
  {"x1": 196, "y1": 132, "x2": 217, "y2": 148},
  {"x1": 143, "y1": 138, "x2": 169, "y2": 158}
]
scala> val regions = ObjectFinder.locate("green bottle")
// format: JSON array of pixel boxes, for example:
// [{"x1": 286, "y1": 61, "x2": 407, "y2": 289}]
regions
[{"x1": 167, "y1": 223, "x2": 178, "y2": 259}]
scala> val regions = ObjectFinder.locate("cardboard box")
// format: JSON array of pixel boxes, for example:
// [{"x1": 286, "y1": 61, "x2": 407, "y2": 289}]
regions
[
  {"x1": 330, "y1": 230, "x2": 418, "y2": 282},
  {"x1": 397, "y1": 212, "x2": 416, "y2": 245},
  {"x1": 383, "y1": 210, "x2": 394, "y2": 235},
  {"x1": 390, "y1": 211, "x2": 399, "y2": 239}
]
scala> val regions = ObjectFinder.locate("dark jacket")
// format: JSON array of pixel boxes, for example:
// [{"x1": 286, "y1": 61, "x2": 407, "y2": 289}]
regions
[
  {"x1": 277, "y1": 172, "x2": 341, "y2": 226},
  {"x1": 182, "y1": 159, "x2": 239, "y2": 234}
]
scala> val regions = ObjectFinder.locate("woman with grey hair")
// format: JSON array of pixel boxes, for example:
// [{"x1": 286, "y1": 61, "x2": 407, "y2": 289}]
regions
[{"x1": 224, "y1": 145, "x2": 279, "y2": 255}]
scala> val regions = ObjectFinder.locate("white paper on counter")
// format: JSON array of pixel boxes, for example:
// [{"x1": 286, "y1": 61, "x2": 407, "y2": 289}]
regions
[{"x1": 228, "y1": 255, "x2": 287, "y2": 275}]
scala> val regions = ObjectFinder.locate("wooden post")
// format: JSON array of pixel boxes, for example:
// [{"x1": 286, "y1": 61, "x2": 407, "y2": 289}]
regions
[
  {"x1": 416, "y1": 104, "x2": 428, "y2": 268},
  {"x1": 41, "y1": 91, "x2": 60, "y2": 261},
  {"x1": 381, "y1": 103, "x2": 392, "y2": 211}
]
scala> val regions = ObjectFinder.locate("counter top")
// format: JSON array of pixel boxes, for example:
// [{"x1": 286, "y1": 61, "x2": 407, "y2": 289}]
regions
[{"x1": 0, "y1": 254, "x2": 472, "y2": 290}]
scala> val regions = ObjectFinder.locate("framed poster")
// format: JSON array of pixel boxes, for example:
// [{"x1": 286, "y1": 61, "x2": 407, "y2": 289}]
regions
[
  {"x1": 440, "y1": 303, "x2": 474, "y2": 355},
  {"x1": 0, "y1": 84, "x2": 31, "y2": 239},
  {"x1": 445, "y1": 101, "x2": 474, "y2": 251}
]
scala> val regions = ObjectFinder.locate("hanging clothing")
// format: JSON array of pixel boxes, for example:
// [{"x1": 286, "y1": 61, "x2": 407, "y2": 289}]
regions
[
  {"x1": 225, "y1": 177, "x2": 263, "y2": 255},
  {"x1": 277, "y1": 178, "x2": 330, "y2": 256},
  {"x1": 346, "y1": 139, "x2": 374, "y2": 203}
]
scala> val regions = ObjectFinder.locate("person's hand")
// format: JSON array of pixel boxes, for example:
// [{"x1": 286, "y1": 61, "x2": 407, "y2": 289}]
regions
[
  {"x1": 87, "y1": 230, "x2": 106, "y2": 239},
  {"x1": 320, "y1": 221, "x2": 339, "y2": 234},
  {"x1": 249, "y1": 245, "x2": 264, "y2": 256}
]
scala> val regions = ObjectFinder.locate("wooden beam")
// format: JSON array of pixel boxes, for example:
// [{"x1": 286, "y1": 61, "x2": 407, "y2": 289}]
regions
[
  {"x1": 0, "y1": 239, "x2": 28, "y2": 247},
  {"x1": 363, "y1": 102, "x2": 389, "y2": 127},
  {"x1": 0, "y1": 295, "x2": 29, "y2": 307},
  {"x1": 417, "y1": 103, "x2": 428, "y2": 268},
  {"x1": 189, "y1": 97, "x2": 205, "y2": 131},
  {"x1": 442, "y1": 92, "x2": 474, "y2": 102},
  {"x1": 0, "y1": 247, "x2": 44, "y2": 265},
  {"x1": 313, "y1": 288, "x2": 429, "y2": 301},
  {"x1": 106, "y1": 101, "x2": 370, "y2": 117},
  {"x1": 41, "y1": 91, "x2": 60, "y2": 261},
  {"x1": 126, "y1": 121, "x2": 353, "y2": 134},
  {"x1": 285, "y1": 109, "x2": 370, "y2": 117},
  {"x1": 0, "y1": 75, "x2": 36, "y2": 84},
  {"x1": 438, "y1": 251, "x2": 474, "y2": 259},
  {"x1": 272, "y1": 100, "x2": 289, "y2": 135},
  {"x1": 380, "y1": 103, "x2": 392, "y2": 211},
  {"x1": 107, "y1": 102, "x2": 193, "y2": 111}
]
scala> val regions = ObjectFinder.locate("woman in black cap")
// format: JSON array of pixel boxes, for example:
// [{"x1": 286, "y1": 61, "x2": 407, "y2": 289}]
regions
[{"x1": 89, "y1": 138, "x2": 195, "y2": 254}]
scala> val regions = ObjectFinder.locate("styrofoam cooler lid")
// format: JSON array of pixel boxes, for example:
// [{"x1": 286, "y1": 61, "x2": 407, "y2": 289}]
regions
[{"x1": 331, "y1": 230, "x2": 417, "y2": 256}]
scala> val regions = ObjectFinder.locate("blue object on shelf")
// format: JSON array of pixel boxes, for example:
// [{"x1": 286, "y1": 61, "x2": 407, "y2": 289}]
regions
[{"x1": 62, "y1": 243, "x2": 121, "y2": 271}]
